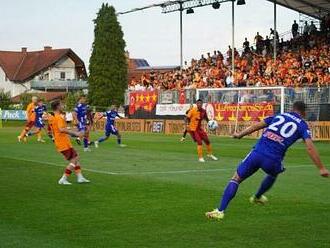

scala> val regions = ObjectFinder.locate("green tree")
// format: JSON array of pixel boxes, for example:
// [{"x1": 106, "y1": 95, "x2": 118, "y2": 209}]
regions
[
  {"x1": 0, "y1": 91, "x2": 12, "y2": 109},
  {"x1": 88, "y1": 3, "x2": 128, "y2": 107},
  {"x1": 64, "y1": 91, "x2": 81, "y2": 111}
]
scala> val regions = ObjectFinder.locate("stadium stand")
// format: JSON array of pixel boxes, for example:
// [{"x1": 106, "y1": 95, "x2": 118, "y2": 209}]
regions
[{"x1": 129, "y1": 20, "x2": 330, "y2": 91}]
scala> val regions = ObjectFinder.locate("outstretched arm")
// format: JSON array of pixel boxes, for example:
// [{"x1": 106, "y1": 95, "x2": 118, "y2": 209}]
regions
[
  {"x1": 233, "y1": 121, "x2": 267, "y2": 139},
  {"x1": 304, "y1": 138, "x2": 329, "y2": 177},
  {"x1": 59, "y1": 127, "x2": 82, "y2": 138}
]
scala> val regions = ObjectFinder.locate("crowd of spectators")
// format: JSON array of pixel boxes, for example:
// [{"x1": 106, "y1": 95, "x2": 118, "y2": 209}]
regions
[{"x1": 129, "y1": 17, "x2": 330, "y2": 92}]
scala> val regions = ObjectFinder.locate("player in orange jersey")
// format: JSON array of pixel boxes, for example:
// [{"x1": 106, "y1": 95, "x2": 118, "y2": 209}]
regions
[
  {"x1": 18, "y1": 96, "x2": 38, "y2": 142},
  {"x1": 51, "y1": 100, "x2": 90, "y2": 185},
  {"x1": 180, "y1": 104, "x2": 194, "y2": 142},
  {"x1": 186, "y1": 99, "x2": 218, "y2": 163}
]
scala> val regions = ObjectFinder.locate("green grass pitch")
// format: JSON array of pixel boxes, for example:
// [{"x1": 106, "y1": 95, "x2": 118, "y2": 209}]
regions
[{"x1": 0, "y1": 127, "x2": 329, "y2": 247}]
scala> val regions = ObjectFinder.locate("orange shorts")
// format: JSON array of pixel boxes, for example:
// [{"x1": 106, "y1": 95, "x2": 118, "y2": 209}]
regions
[
  {"x1": 25, "y1": 121, "x2": 35, "y2": 129},
  {"x1": 60, "y1": 148, "x2": 78, "y2": 161},
  {"x1": 189, "y1": 129, "x2": 210, "y2": 146}
]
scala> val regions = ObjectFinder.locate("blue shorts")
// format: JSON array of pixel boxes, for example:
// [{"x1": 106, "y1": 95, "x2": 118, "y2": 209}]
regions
[
  {"x1": 77, "y1": 122, "x2": 86, "y2": 132},
  {"x1": 237, "y1": 150, "x2": 285, "y2": 179},
  {"x1": 35, "y1": 119, "x2": 44, "y2": 128},
  {"x1": 105, "y1": 124, "x2": 118, "y2": 136}
]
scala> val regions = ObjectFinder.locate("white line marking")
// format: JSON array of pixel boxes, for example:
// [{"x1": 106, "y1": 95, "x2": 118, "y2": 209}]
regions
[{"x1": 0, "y1": 156, "x2": 314, "y2": 176}]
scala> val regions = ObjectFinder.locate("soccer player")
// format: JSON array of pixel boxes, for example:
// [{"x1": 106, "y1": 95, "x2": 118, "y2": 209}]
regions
[
  {"x1": 180, "y1": 104, "x2": 194, "y2": 142},
  {"x1": 73, "y1": 95, "x2": 91, "y2": 152},
  {"x1": 206, "y1": 101, "x2": 329, "y2": 220},
  {"x1": 18, "y1": 96, "x2": 38, "y2": 142},
  {"x1": 186, "y1": 99, "x2": 218, "y2": 162},
  {"x1": 94, "y1": 106, "x2": 126, "y2": 148},
  {"x1": 51, "y1": 100, "x2": 90, "y2": 185},
  {"x1": 27, "y1": 99, "x2": 47, "y2": 142}
]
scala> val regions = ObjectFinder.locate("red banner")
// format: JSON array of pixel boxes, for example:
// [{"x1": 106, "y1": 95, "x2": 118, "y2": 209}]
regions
[
  {"x1": 129, "y1": 91, "x2": 158, "y2": 115},
  {"x1": 205, "y1": 103, "x2": 274, "y2": 122}
]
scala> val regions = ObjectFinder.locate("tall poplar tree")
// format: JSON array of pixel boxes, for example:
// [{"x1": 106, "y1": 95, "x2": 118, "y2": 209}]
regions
[{"x1": 88, "y1": 3, "x2": 127, "y2": 108}]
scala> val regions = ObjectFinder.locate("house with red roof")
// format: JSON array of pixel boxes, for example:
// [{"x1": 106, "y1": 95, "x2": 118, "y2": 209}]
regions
[{"x1": 0, "y1": 46, "x2": 87, "y2": 97}]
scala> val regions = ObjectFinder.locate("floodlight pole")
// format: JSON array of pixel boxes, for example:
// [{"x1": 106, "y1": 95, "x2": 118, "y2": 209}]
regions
[
  {"x1": 273, "y1": 0, "x2": 277, "y2": 61},
  {"x1": 180, "y1": 2, "x2": 183, "y2": 70},
  {"x1": 231, "y1": 0, "x2": 235, "y2": 76}
]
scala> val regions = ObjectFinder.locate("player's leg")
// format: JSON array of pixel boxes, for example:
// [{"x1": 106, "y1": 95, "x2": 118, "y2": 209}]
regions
[
  {"x1": 58, "y1": 149, "x2": 76, "y2": 185},
  {"x1": 110, "y1": 125, "x2": 125, "y2": 147},
  {"x1": 94, "y1": 127, "x2": 110, "y2": 148},
  {"x1": 83, "y1": 128, "x2": 90, "y2": 151},
  {"x1": 250, "y1": 159, "x2": 284, "y2": 204},
  {"x1": 192, "y1": 131, "x2": 204, "y2": 162},
  {"x1": 206, "y1": 151, "x2": 260, "y2": 220},
  {"x1": 46, "y1": 124, "x2": 54, "y2": 142},
  {"x1": 250, "y1": 175, "x2": 277, "y2": 204},
  {"x1": 201, "y1": 130, "x2": 218, "y2": 161},
  {"x1": 180, "y1": 129, "x2": 188, "y2": 142},
  {"x1": 116, "y1": 131, "x2": 126, "y2": 147},
  {"x1": 58, "y1": 148, "x2": 90, "y2": 184},
  {"x1": 36, "y1": 129, "x2": 43, "y2": 142},
  {"x1": 36, "y1": 125, "x2": 45, "y2": 142},
  {"x1": 27, "y1": 127, "x2": 39, "y2": 136},
  {"x1": 18, "y1": 122, "x2": 33, "y2": 142},
  {"x1": 70, "y1": 154, "x2": 90, "y2": 183}
]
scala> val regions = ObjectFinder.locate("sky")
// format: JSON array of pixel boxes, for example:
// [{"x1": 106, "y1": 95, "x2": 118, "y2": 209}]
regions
[{"x1": 0, "y1": 0, "x2": 300, "y2": 68}]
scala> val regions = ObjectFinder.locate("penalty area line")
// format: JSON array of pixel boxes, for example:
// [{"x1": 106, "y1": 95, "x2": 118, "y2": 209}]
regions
[{"x1": 0, "y1": 156, "x2": 314, "y2": 176}]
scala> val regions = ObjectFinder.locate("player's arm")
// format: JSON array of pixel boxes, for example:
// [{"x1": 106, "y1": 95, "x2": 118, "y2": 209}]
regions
[
  {"x1": 95, "y1": 113, "x2": 105, "y2": 122},
  {"x1": 233, "y1": 121, "x2": 267, "y2": 139},
  {"x1": 116, "y1": 113, "x2": 125, "y2": 119},
  {"x1": 58, "y1": 118, "x2": 82, "y2": 138},
  {"x1": 59, "y1": 126, "x2": 82, "y2": 138},
  {"x1": 185, "y1": 110, "x2": 193, "y2": 129},
  {"x1": 72, "y1": 108, "x2": 78, "y2": 124},
  {"x1": 304, "y1": 138, "x2": 329, "y2": 177}
]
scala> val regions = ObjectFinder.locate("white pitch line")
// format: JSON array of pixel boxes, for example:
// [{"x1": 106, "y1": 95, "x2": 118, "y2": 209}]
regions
[{"x1": 0, "y1": 156, "x2": 315, "y2": 176}]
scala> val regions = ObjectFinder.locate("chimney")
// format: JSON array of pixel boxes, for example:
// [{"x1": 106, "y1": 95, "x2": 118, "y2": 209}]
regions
[
  {"x1": 21, "y1": 47, "x2": 27, "y2": 53},
  {"x1": 44, "y1": 46, "x2": 52, "y2": 51}
]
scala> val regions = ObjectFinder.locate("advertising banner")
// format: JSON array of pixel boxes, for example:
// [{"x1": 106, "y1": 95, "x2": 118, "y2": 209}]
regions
[
  {"x1": 1, "y1": 110, "x2": 27, "y2": 120},
  {"x1": 156, "y1": 104, "x2": 191, "y2": 116},
  {"x1": 205, "y1": 103, "x2": 274, "y2": 121}
]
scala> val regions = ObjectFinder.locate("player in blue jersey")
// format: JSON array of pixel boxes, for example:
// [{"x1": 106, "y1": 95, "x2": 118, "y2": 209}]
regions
[
  {"x1": 94, "y1": 106, "x2": 126, "y2": 148},
  {"x1": 73, "y1": 96, "x2": 92, "y2": 152},
  {"x1": 26, "y1": 99, "x2": 47, "y2": 142},
  {"x1": 206, "y1": 101, "x2": 329, "y2": 220}
]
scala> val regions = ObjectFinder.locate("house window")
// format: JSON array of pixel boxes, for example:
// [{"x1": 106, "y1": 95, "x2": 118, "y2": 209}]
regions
[{"x1": 60, "y1": 72, "x2": 66, "y2": 80}]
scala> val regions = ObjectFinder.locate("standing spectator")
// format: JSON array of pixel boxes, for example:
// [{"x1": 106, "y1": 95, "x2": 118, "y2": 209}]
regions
[
  {"x1": 310, "y1": 21, "x2": 317, "y2": 34},
  {"x1": 292, "y1": 20, "x2": 299, "y2": 38},
  {"x1": 254, "y1": 32, "x2": 263, "y2": 54},
  {"x1": 264, "y1": 36, "x2": 271, "y2": 54},
  {"x1": 243, "y1": 38, "x2": 250, "y2": 54},
  {"x1": 270, "y1": 28, "x2": 279, "y2": 41},
  {"x1": 226, "y1": 46, "x2": 232, "y2": 58},
  {"x1": 303, "y1": 21, "x2": 310, "y2": 35}
]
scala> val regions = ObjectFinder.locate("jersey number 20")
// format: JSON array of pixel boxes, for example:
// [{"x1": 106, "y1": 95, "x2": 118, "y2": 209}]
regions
[{"x1": 268, "y1": 116, "x2": 297, "y2": 138}]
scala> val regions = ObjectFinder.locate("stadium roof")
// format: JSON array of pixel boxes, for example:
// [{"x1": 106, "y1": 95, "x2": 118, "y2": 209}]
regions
[{"x1": 267, "y1": 0, "x2": 330, "y2": 19}]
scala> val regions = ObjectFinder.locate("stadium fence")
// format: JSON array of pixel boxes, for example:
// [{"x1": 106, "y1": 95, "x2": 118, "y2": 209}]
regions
[{"x1": 94, "y1": 118, "x2": 330, "y2": 141}]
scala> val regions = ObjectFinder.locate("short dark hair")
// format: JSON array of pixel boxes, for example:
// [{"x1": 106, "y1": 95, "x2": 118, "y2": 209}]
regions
[
  {"x1": 196, "y1": 99, "x2": 203, "y2": 103},
  {"x1": 292, "y1": 101, "x2": 306, "y2": 113},
  {"x1": 51, "y1": 100, "x2": 61, "y2": 111}
]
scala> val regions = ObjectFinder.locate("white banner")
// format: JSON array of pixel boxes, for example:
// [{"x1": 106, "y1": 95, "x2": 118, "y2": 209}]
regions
[{"x1": 156, "y1": 104, "x2": 191, "y2": 116}]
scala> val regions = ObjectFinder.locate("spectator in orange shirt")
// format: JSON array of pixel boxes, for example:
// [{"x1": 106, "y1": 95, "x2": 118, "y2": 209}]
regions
[{"x1": 51, "y1": 100, "x2": 90, "y2": 185}]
